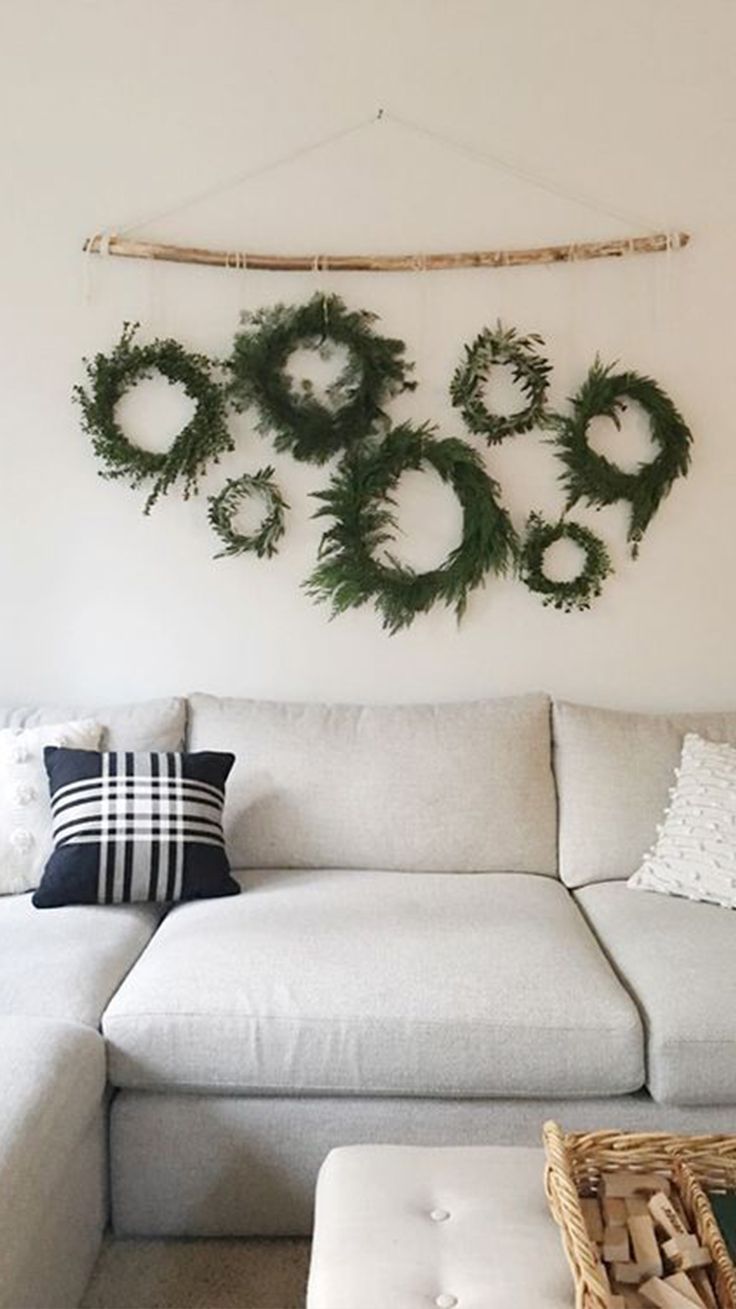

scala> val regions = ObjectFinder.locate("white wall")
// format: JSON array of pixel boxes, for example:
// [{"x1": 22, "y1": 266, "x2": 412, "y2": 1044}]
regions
[{"x1": 1, "y1": 0, "x2": 734, "y2": 711}]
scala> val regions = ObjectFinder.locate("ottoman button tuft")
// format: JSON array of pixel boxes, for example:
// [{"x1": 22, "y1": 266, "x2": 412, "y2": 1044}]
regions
[
  {"x1": 435, "y1": 1297, "x2": 458, "y2": 1308},
  {"x1": 430, "y1": 1208, "x2": 450, "y2": 1222}
]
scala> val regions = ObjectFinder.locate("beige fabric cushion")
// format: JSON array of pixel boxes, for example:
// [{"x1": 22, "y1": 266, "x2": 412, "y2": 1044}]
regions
[
  {"x1": 188, "y1": 694, "x2": 556, "y2": 873},
  {"x1": 554, "y1": 700, "x2": 736, "y2": 888},
  {"x1": 576, "y1": 881, "x2": 736, "y2": 1104},
  {"x1": 103, "y1": 869, "x2": 643, "y2": 1098},
  {"x1": 0, "y1": 696, "x2": 186, "y2": 751}
]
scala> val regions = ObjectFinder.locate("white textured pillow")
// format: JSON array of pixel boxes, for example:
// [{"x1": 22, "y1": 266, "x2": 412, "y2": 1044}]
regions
[
  {"x1": 0, "y1": 719, "x2": 102, "y2": 895},
  {"x1": 629, "y1": 733, "x2": 736, "y2": 909}
]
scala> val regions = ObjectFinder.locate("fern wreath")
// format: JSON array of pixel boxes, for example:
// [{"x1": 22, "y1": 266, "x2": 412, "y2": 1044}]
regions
[
  {"x1": 519, "y1": 512, "x2": 613, "y2": 612},
  {"x1": 450, "y1": 321, "x2": 553, "y2": 443},
  {"x1": 551, "y1": 359, "x2": 692, "y2": 555},
  {"x1": 73, "y1": 323, "x2": 233, "y2": 514},
  {"x1": 227, "y1": 293, "x2": 416, "y2": 464},
  {"x1": 208, "y1": 468, "x2": 288, "y2": 559},
  {"x1": 306, "y1": 422, "x2": 518, "y2": 633}
]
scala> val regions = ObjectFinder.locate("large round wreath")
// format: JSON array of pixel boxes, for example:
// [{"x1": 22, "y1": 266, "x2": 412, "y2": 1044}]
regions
[
  {"x1": 551, "y1": 359, "x2": 692, "y2": 555},
  {"x1": 226, "y1": 293, "x2": 416, "y2": 465},
  {"x1": 519, "y1": 512, "x2": 613, "y2": 612},
  {"x1": 450, "y1": 321, "x2": 552, "y2": 442},
  {"x1": 306, "y1": 423, "x2": 518, "y2": 633},
  {"x1": 74, "y1": 323, "x2": 233, "y2": 514},
  {"x1": 208, "y1": 467, "x2": 288, "y2": 559}
]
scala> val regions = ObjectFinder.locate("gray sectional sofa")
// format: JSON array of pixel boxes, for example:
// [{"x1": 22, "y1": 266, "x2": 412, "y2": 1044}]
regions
[{"x1": 2, "y1": 691, "x2": 736, "y2": 1306}]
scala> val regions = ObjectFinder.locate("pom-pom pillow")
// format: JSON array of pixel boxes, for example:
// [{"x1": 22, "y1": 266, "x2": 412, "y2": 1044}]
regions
[
  {"x1": 33, "y1": 748, "x2": 239, "y2": 908},
  {"x1": 629, "y1": 732, "x2": 736, "y2": 909},
  {"x1": 0, "y1": 719, "x2": 102, "y2": 895}
]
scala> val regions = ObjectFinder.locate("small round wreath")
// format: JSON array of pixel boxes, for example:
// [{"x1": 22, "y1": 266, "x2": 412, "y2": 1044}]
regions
[
  {"x1": 450, "y1": 321, "x2": 552, "y2": 442},
  {"x1": 551, "y1": 358, "x2": 692, "y2": 555},
  {"x1": 226, "y1": 293, "x2": 416, "y2": 465},
  {"x1": 208, "y1": 467, "x2": 288, "y2": 559},
  {"x1": 74, "y1": 322, "x2": 233, "y2": 514},
  {"x1": 306, "y1": 423, "x2": 518, "y2": 633},
  {"x1": 519, "y1": 512, "x2": 613, "y2": 612}
]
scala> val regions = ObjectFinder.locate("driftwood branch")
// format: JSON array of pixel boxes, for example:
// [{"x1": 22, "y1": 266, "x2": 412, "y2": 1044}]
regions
[{"x1": 83, "y1": 230, "x2": 690, "y2": 274}]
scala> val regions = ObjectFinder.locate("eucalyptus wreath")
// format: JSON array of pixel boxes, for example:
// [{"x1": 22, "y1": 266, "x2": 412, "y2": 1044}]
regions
[
  {"x1": 306, "y1": 422, "x2": 518, "y2": 633},
  {"x1": 551, "y1": 359, "x2": 692, "y2": 555},
  {"x1": 208, "y1": 467, "x2": 288, "y2": 559},
  {"x1": 226, "y1": 293, "x2": 416, "y2": 465},
  {"x1": 450, "y1": 321, "x2": 553, "y2": 442},
  {"x1": 519, "y1": 512, "x2": 613, "y2": 612},
  {"x1": 73, "y1": 323, "x2": 233, "y2": 514}
]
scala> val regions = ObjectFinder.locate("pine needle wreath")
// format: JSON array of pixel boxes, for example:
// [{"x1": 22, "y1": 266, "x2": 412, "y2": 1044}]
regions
[
  {"x1": 305, "y1": 423, "x2": 518, "y2": 633},
  {"x1": 450, "y1": 321, "x2": 553, "y2": 442},
  {"x1": 74, "y1": 323, "x2": 233, "y2": 514},
  {"x1": 208, "y1": 467, "x2": 288, "y2": 559},
  {"x1": 519, "y1": 512, "x2": 613, "y2": 612},
  {"x1": 226, "y1": 293, "x2": 416, "y2": 465},
  {"x1": 551, "y1": 359, "x2": 692, "y2": 555}
]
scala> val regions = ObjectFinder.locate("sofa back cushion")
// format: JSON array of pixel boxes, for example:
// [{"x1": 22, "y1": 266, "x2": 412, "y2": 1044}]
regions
[
  {"x1": 0, "y1": 697, "x2": 186, "y2": 752},
  {"x1": 555, "y1": 700, "x2": 736, "y2": 888},
  {"x1": 188, "y1": 693, "x2": 556, "y2": 873}
]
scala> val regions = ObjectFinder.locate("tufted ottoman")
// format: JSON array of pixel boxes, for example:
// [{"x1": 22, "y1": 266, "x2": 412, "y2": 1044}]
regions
[{"x1": 307, "y1": 1144, "x2": 574, "y2": 1309}]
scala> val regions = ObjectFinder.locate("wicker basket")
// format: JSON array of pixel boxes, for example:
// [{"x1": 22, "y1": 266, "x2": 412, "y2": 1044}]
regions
[{"x1": 543, "y1": 1122, "x2": 736, "y2": 1309}]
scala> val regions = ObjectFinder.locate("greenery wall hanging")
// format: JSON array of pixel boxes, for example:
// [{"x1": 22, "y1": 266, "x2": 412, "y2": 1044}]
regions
[
  {"x1": 550, "y1": 359, "x2": 692, "y2": 556},
  {"x1": 208, "y1": 468, "x2": 288, "y2": 559},
  {"x1": 226, "y1": 293, "x2": 416, "y2": 465},
  {"x1": 450, "y1": 321, "x2": 553, "y2": 442},
  {"x1": 74, "y1": 323, "x2": 233, "y2": 514},
  {"x1": 305, "y1": 423, "x2": 517, "y2": 633},
  {"x1": 519, "y1": 512, "x2": 613, "y2": 612}
]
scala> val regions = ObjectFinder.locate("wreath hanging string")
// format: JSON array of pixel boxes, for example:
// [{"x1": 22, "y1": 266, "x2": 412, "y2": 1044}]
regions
[
  {"x1": 208, "y1": 467, "x2": 288, "y2": 559},
  {"x1": 74, "y1": 322, "x2": 233, "y2": 514},
  {"x1": 550, "y1": 359, "x2": 692, "y2": 555},
  {"x1": 306, "y1": 422, "x2": 518, "y2": 633},
  {"x1": 226, "y1": 293, "x2": 416, "y2": 464}
]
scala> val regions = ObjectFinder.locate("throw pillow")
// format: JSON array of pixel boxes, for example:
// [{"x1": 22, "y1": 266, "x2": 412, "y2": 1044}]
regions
[
  {"x1": 32, "y1": 748, "x2": 239, "y2": 908},
  {"x1": 0, "y1": 719, "x2": 102, "y2": 895},
  {"x1": 628, "y1": 732, "x2": 736, "y2": 909}
]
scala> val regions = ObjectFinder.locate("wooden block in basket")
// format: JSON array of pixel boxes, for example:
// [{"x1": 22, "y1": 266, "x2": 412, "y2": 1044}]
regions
[{"x1": 543, "y1": 1123, "x2": 736, "y2": 1309}]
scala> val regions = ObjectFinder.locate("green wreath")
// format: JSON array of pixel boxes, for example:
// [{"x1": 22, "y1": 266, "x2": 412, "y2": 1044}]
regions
[
  {"x1": 74, "y1": 323, "x2": 233, "y2": 514},
  {"x1": 450, "y1": 321, "x2": 552, "y2": 442},
  {"x1": 551, "y1": 359, "x2": 692, "y2": 555},
  {"x1": 519, "y1": 512, "x2": 613, "y2": 612},
  {"x1": 306, "y1": 423, "x2": 518, "y2": 633},
  {"x1": 208, "y1": 467, "x2": 288, "y2": 559},
  {"x1": 226, "y1": 293, "x2": 416, "y2": 465}
]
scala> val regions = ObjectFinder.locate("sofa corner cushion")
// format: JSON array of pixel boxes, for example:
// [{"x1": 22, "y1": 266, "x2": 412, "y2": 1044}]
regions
[
  {"x1": 575, "y1": 881, "x2": 736, "y2": 1105},
  {"x1": 0, "y1": 892, "x2": 164, "y2": 1026},
  {"x1": 0, "y1": 696, "x2": 186, "y2": 751},
  {"x1": 103, "y1": 868, "x2": 643, "y2": 1098},
  {"x1": 187, "y1": 693, "x2": 557, "y2": 874},
  {"x1": 554, "y1": 700, "x2": 736, "y2": 889}
]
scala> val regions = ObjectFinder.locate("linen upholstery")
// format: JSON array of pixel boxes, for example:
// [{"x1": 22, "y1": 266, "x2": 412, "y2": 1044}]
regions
[
  {"x1": 0, "y1": 1018, "x2": 106, "y2": 1309},
  {"x1": 110, "y1": 1091, "x2": 736, "y2": 1237},
  {"x1": 0, "y1": 891, "x2": 163, "y2": 1025},
  {"x1": 0, "y1": 696, "x2": 186, "y2": 751},
  {"x1": 187, "y1": 693, "x2": 557, "y2": 873},
  {"x1": 103, "y1": 868, "x2": 643, "y2": 1098},
  {"x1": 307, "y1": 1146, "x2": 572, "y2": 1309},
  {"x1": 554, "y1": 699, "x2": 736, "y2": 888},
  {"x1": 576, "y1": 881, "x2": 736, "y2": 1104}
]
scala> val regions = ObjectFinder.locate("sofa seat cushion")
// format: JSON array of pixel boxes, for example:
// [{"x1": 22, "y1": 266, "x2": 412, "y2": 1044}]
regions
[
  {"x1": 103, "y1": 869, "x2": 644, "y2": 1098},
  {"x1": 187, "y1": 694, "x2": 557, "y2": 874},
  {"x1": 0, "y1": 1017, "x2": 105, "y2": 1309},
  {"x1": 576, "y1": 882, "x2": 736, "y2": 1104},
  {"x1": 0, "y1": 892, "x2": 163, "y2": 1025}
]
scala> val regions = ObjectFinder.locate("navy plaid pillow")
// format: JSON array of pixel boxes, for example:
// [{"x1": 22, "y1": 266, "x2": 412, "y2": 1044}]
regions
[{"x1": 32, "y1": 747, "x2": 239, "y2": 908}]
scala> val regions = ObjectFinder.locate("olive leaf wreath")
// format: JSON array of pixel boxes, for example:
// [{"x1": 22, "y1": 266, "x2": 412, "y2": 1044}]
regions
[{"x1": 208, "y1": 467, "x2": 288, "y2": 559}]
